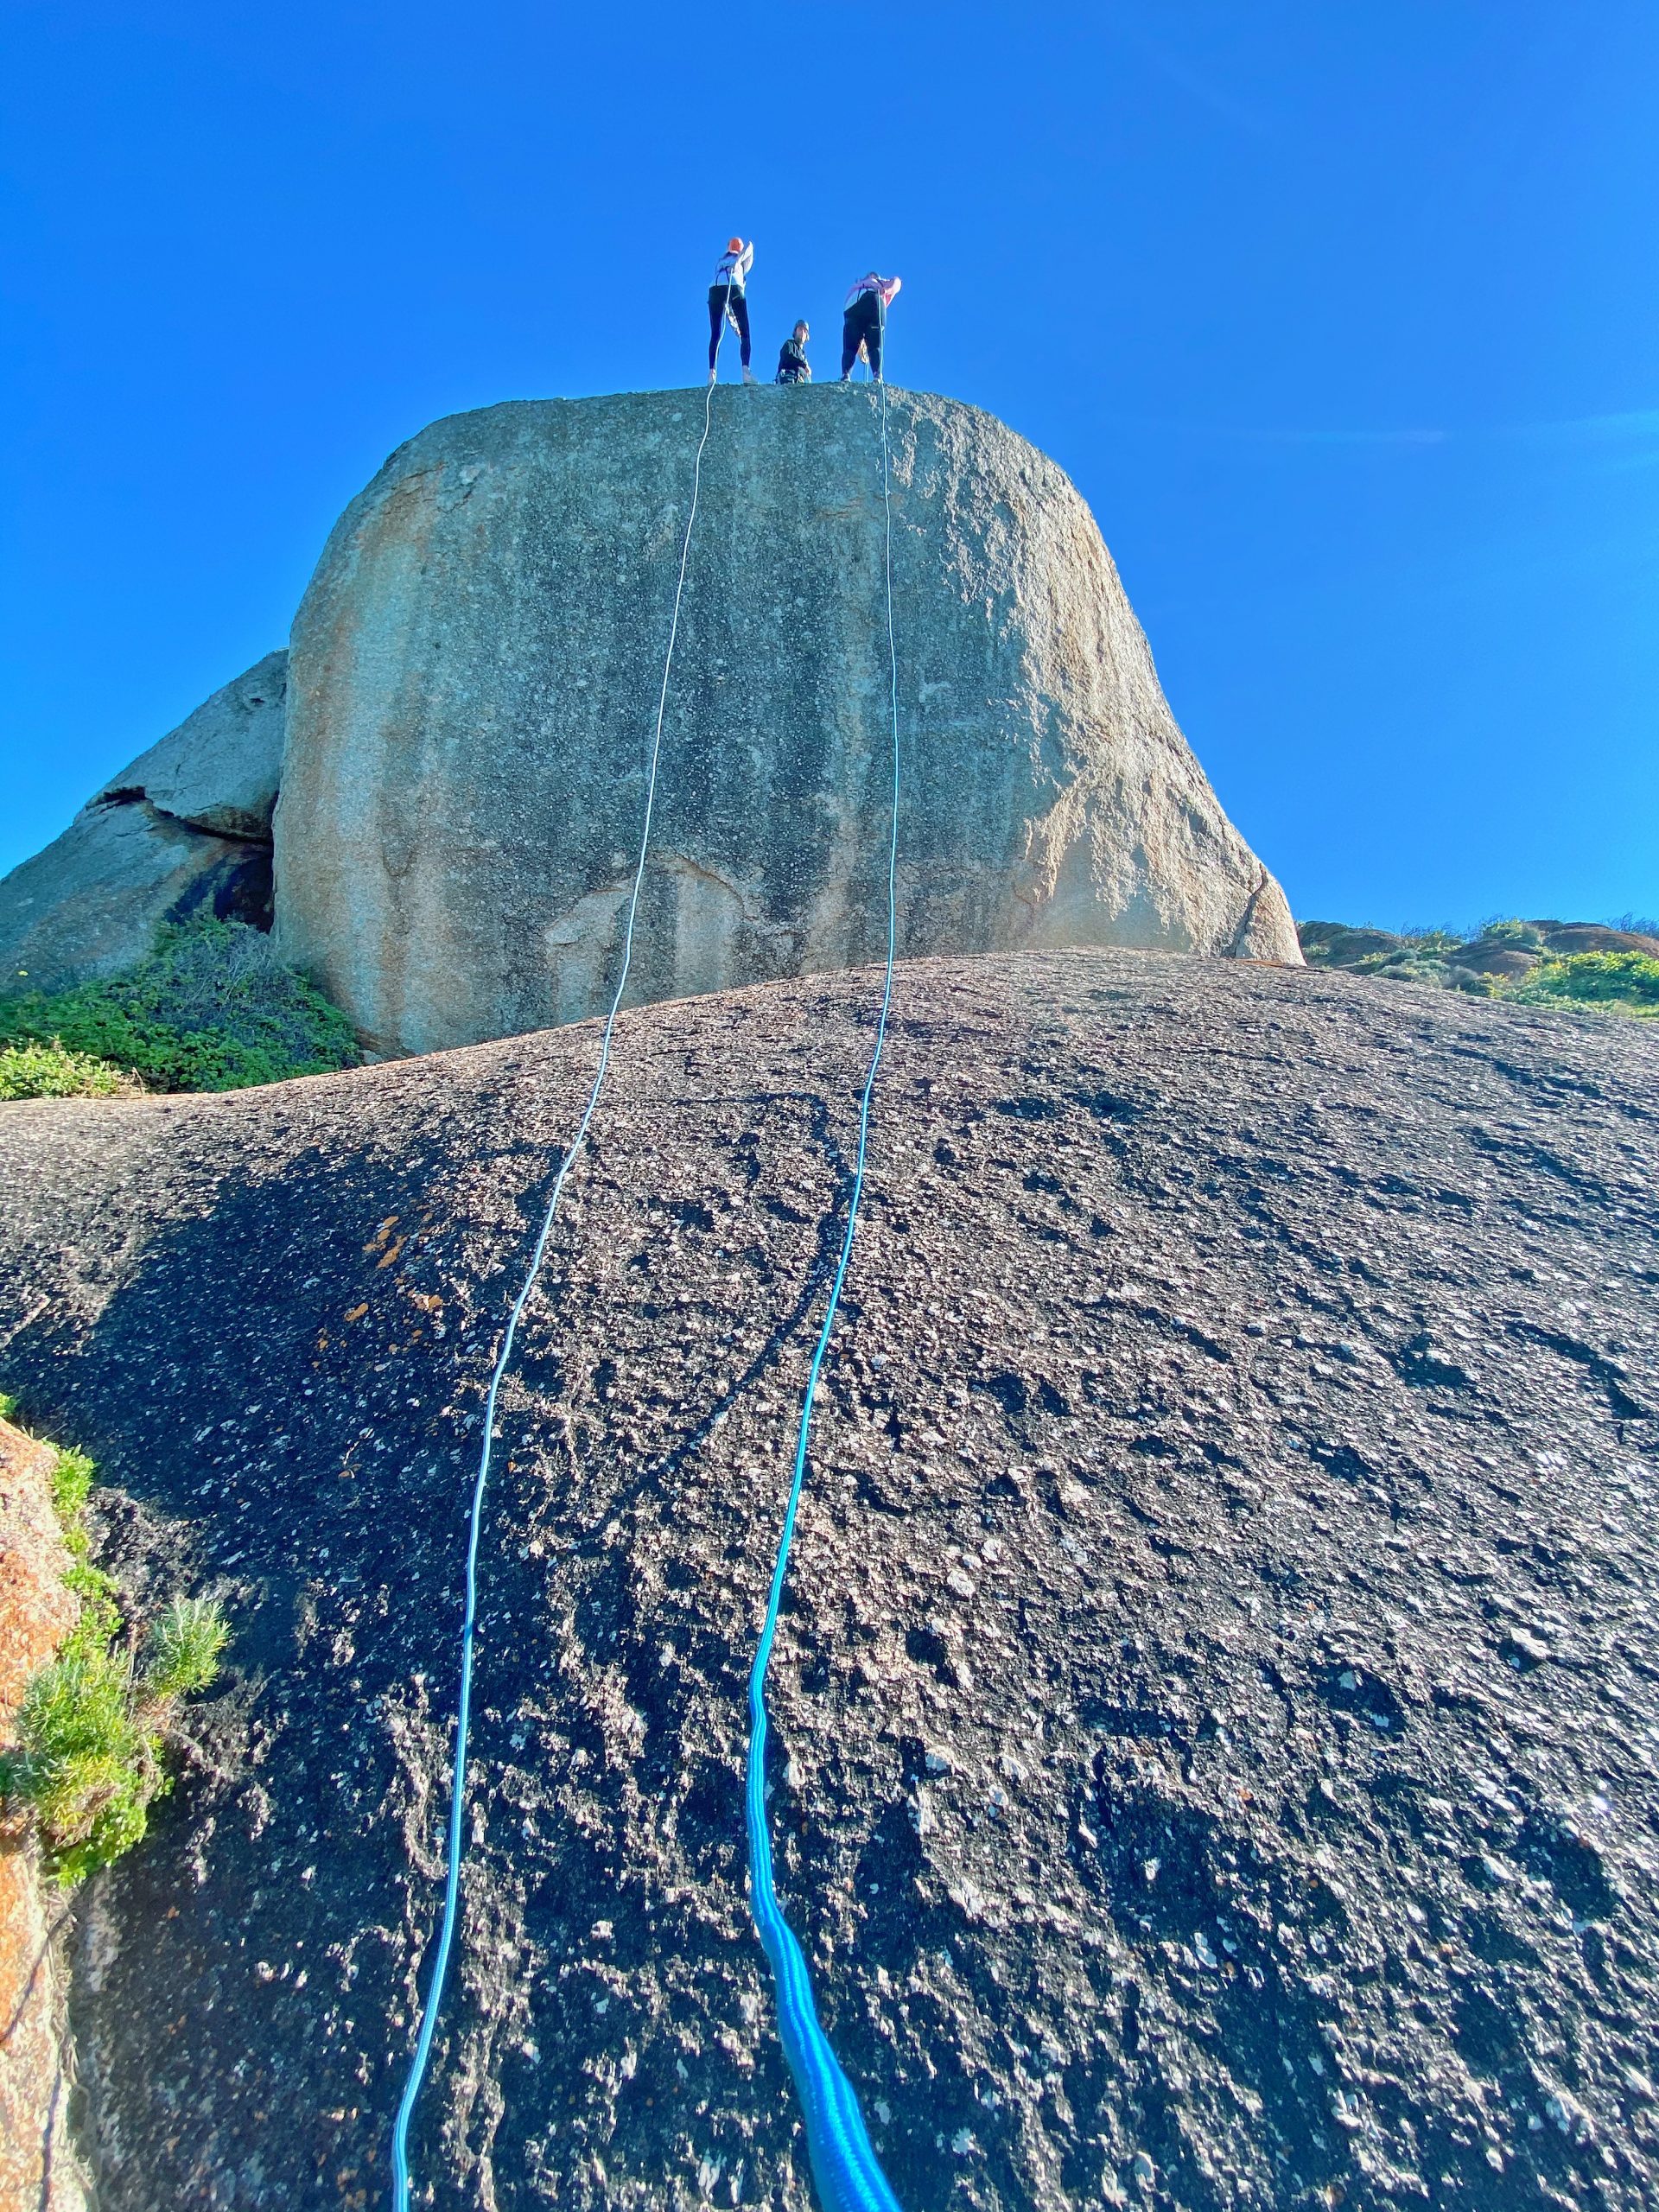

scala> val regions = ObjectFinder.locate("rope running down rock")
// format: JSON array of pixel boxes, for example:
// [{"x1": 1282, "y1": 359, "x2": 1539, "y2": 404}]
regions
[
  {"x1": 742, "y1": 304, "x2": 906, "y2": 2212},
  {"x1": 388, "y1": 327, "x2": 729, "y2": 2207}
]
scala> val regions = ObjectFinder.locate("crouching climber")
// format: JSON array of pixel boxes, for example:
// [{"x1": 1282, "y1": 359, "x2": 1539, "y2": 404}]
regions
[
  {"x1": 775, "y1": 321, "x2": 811, "y2": 384},
  {"x1": 840, "y1": 272, "x2": 901, "y2": 382},
  {"x1": 709, "y1": 237, "x2": 757, "y2": 385}
]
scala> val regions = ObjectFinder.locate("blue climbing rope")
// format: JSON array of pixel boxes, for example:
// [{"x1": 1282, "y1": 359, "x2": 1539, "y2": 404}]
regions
[
  {"x1": 743, "y1": 314, "x2": 906, "y2": 2212},
  {"x1": 389, "y1": 342, "x2": 728, "y2": 2207}
]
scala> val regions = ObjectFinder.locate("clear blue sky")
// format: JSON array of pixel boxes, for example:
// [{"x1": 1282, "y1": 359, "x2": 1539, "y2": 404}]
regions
[{"x1": 3, "y1": 1, "x2": 1656, "y2": 929}]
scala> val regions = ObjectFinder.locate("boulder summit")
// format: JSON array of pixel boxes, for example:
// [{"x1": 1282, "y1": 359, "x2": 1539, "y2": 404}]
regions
[
  {"x1": 4, "y1": 387, "x2": 1297, "y2": 1049},
  {"x1": 276, "y1": 388, "x2": 1296, "y2": 1056}
]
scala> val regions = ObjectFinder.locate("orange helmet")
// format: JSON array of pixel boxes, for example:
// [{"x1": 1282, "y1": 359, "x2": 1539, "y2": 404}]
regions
[{"x1": 727, "y1": 236, "x2": 744, "y2": 252}]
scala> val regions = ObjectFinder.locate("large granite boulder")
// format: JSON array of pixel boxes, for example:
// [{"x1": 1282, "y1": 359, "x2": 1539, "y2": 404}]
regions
[
  {"x1": 276, "y1": 389, "x2": 1299, "y2": 1055},
  {"x1": 0, "y1": 654, "x2": 285, "y2": 994},
  {"x1": 91, "y1": 650, "x2": 286, "y2": 842}
]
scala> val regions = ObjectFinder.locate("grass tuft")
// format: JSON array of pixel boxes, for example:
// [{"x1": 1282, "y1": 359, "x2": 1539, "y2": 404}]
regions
[{"x1": 143, "y1": 1597, "x2": 231, "y2": 1702}]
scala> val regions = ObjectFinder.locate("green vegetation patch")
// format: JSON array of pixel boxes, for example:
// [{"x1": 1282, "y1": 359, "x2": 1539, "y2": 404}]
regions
[
  {"x1": 145, "y1": 1596, "x2": 232, "y2": 1701},
  {"x1": 0, "y1": 917, "x2": 360, "y2": 1095},
  {"x1": 0, "y1": 1038, "x2": 137, "y2": 1101},
  {"x1": 0, "y1": 1416, "x2": 231, "y2": 1884},
  {"x1": 1513, "y1": 950, "x2": 1659, "y2": 1017},
  {"x1": 6, "y1": 1643, "x2": 156, "y2": 1885},
  {"x1": 48, "y1": 1444, "x2": 96, "y2": 1525}
]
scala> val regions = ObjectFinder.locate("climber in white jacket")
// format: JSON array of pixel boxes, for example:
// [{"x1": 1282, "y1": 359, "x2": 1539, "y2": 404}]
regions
[{"x1": 709, "y1": 238, "x2": 757, "y2": 384}]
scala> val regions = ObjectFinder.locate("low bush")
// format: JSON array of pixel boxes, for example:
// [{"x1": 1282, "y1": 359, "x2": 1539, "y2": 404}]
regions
[
  {"x1": 0, "y1": 1039, "x2": 137, "y2": 1100},
  {"x1": 1513, "y1": 950, "x2": 1659, "y2": 1016},
  {"x1": 0, "y1": 1417, "x2": 231, "y2": 1882},
  {"x1": 0, "y1": 918, "x2": 360, "y2": 1094},
  {"x1": 1473, "y1": 917, "x2": 1545, "y2": 950},
  {"x1": 4, "y1": 1646, "x2": 156, "y2": 1885}
]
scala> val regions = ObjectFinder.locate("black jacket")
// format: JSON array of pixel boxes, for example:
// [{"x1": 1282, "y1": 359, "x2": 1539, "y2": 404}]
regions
[{"x1": 775, "y1": 339, "x2": 811, "y2": 384}]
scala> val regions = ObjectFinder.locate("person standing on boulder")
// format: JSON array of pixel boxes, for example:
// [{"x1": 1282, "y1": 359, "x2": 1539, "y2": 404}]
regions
[
  {"x1": 840, "y1": 272, "x2": 901, "y2": 382},
  {"x1": 709, "y1": 238, "x2": 757, "y2": 385},
  {"x1": 775, "y1": 320, "x2": 811, "y2": 384}
]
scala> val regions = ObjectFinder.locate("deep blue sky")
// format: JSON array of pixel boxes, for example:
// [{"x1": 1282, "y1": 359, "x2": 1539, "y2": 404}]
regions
[{"x1": 3, "y1": 1, "x2": 1655, "y2": 929}]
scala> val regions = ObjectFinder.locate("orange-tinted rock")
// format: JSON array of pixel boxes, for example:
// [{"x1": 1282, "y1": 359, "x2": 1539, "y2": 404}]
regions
[{"x1": 0, "y1": 1417, "x2": 86, "y2": 2210}]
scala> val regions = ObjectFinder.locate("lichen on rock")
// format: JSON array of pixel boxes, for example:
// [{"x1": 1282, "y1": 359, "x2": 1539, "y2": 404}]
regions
[{"x1": 0, "y1": 1416, "x2": 87, "y2": 2212}]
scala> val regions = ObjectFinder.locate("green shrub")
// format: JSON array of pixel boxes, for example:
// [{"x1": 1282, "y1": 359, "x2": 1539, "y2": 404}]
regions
[
  {"x1": 1473, "y1": 917, "x2": 1545, "y2": 949},
  {"x1": 0, "y1": 918, "x2": 360, "y2": 1094},
  {"x1": 48, "y1": 1445, "x2": 96, "y2": 1524},
  {"x1": 0, "y1": 1038, "x2": 136, "y2": 1100},
  {"x1": 62, "y1": 1560, "x2": 120, "y2": 1614},
  {"x1": 1372, "y1": 956, "x2": 1451, "y2": 984},
  {"x1": 1512, "y1": 950, "x2": 1659, "y2": 1016},
  {"x1": 143, "y1": 1597, "x2": 230, "y2": 1701},
  {"x1": 1, "y1": 1648, "x2": 159, "y2": 1885},
  {"x1": 0, "y1": 1407, "x2": 232, "y2": 1883},
  {"x1": 2, "y1": 1581, "x2": 227, "y2": 1883}
]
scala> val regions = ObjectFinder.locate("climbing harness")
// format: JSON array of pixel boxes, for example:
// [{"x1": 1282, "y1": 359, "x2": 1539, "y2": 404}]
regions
[
  {"x1": 742, "y1": 301, "x2": 905, "y2": 2212},
  {"x1": 389, "y1": 326, "x2": 730, "y2": 2206}
]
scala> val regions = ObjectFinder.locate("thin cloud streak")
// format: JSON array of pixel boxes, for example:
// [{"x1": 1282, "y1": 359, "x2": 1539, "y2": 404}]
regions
[
  {"x1": 1103, "y1": 8, "x2": 1279, "y2": 143},
  {"x1": 1108, "y1": 416, "x2": 1449, "y2": 449},
  {"x1": 1502, "y1": 409, "x2": 1659, "y2": 446},
  {"x1": 1106, "y1": 409, "x2": 1659, "y2": 463}
]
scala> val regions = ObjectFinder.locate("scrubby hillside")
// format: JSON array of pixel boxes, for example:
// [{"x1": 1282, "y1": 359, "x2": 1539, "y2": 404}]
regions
[
  {"x1": 1297, "y1": 918, "x2": 1659, "y2": 1014},
  {"x1": 0, "y1": 950, "x2": 1656, "y2": 2211}
]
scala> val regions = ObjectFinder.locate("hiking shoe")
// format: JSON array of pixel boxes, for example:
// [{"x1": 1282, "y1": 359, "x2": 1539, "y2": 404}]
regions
[{"x1": 742, "y1": 366, "x2": 757, "y2": 385}]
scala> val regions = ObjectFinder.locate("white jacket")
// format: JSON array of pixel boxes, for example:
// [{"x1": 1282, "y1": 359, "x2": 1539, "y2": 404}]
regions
[
  {"x1": 843, "y1": 274, "x2": 901, "y2": 312},
  {"x1": 713, "y1": 243, "x2": 754, "y2": 290}
]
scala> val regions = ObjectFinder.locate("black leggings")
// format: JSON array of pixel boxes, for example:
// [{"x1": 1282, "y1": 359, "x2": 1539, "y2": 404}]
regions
[
  {"x1": 708, "y1": 286, "x2": 751, "y2": 370},
  {"x1": 841, "y1": 295, "x2": 883, "y2": 378}
]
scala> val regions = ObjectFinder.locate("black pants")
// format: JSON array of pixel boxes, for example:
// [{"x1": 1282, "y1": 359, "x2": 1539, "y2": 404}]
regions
[
  {"x1": 841, "y1": 294, "x2": 883, "y2": 378},
  {"x1": 708, "y1": 286, "x2": 751, "y2": 371}
]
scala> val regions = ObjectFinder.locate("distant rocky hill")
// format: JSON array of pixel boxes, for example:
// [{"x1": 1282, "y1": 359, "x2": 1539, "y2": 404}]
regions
[
  {"x1": 1, "y1": 949, "x2": 1655, "y2": 2211},
  {"x1": 3, "y1": 387, "x2": 1298, "y2": 1054},
  {"x1": 1298, "y1": 916, "x2": 1659, "y2": 993}
]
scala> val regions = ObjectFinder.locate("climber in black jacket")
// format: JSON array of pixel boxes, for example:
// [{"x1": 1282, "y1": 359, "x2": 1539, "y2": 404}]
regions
[
  {"x1": 775, "y1": 321, "x2": 811, "y2": 385},
  {"x1": 840, "y1": 273, "x2": 901, "y2": 381}
]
